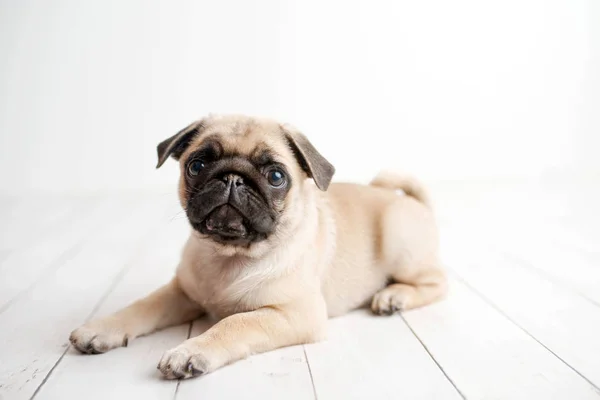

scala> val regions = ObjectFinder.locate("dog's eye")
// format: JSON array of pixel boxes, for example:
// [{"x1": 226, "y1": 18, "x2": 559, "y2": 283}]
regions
[
  {"x1": 188, "y1": 160, "x2": 205, "y2": 176},
  {"x1": 266, "y1": 169, "x2": 286, "y2": 187}
]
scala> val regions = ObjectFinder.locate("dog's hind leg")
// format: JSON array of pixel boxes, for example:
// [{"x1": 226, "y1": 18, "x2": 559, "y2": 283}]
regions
[{"x1": 370, "y1": 196, "x2": 447, "y2": 315}]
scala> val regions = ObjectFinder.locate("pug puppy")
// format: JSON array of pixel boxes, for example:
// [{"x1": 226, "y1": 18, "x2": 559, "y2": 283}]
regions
[{"x1": 69, "y1": 114, "x2": 447, "y2": 379}]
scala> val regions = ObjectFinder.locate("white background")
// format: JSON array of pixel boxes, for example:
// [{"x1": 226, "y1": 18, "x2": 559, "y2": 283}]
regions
[{"x1": 0, "y1": 0, "x2": 598, "y2": 195}]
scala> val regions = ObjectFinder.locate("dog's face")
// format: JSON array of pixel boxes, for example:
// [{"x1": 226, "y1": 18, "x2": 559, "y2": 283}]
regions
[{"x1": 156, "y1": 114, "x2": 335, "y2": 254}]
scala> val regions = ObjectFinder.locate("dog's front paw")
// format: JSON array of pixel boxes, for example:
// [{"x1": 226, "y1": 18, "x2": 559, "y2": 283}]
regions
[
  {"x1": 157, "y1": 345, "x2": 210, "y2": 380},
  {"x1": 69, "y1": 323, "x2": 129, "y2": 354}
]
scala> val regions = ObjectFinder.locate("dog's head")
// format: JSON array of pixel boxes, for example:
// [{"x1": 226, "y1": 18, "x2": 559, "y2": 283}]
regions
[{"x1": 156, "y1": 114, "x2": 335, "y2": 255}]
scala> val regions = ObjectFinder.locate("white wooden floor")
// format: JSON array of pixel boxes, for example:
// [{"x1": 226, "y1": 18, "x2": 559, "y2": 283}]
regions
[{"x1": 1, "y1": 181, "x2": 600, "y2": 400}]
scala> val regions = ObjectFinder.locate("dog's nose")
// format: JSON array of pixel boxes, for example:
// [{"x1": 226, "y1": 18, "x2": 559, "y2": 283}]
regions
[{"x1": 223, "y1": 174, "x2": 244, "y2": 187}]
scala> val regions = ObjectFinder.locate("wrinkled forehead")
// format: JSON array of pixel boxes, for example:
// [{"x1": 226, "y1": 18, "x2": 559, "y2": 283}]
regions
[{"x1": 184, "y1": 117, "x2": 295, "y2": 164}]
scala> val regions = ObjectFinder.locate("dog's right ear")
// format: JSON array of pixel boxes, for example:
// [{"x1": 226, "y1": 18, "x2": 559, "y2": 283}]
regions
[{"x1": 156, "y1": 121, "x2": 203, "y2": 168}]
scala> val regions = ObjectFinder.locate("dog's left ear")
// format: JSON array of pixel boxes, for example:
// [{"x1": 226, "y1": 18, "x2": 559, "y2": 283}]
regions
[
  {"x1": 156, "y1": 121, "x2": 203, "y2": 168},
  {"x1": 281, "y1": 125, "x2": 335, "y2": 191}
]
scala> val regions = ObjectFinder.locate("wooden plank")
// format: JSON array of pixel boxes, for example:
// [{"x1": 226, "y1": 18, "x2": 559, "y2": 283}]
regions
[
  {"x1": 440, "y1": 221, "x2": 600, "y2": 306},
  {"x1": 176, "y1": 320, "x2": 316, "y2": 400},
  {"x1": 433, "y1": 182, "x2": 600, "y2": 256},
  {"x1": 0, "y1": 196, "x2": 128, "y2": 310},
  {"x1": 35, "y1": 205, "x2": 191, "y2": 400},
  {"x1": 0, "y1": 196, "x2": 172, "y2": 400},
  {"x1": 402, "y1": 276, "x2": 600, "y2": 399},
  {"x1": 558, "y1": 217, "x2": 600, "y2": 253},
  {"x1": 0, "y1": 196, "x2": 82, "y2": 253},
  {"x1": 304, "y1": 310, "x2": 462, "y2": 400},
  {"x1": 0, "y1": 195, "x2": 25, "y2": 222},
  {"x1": 0, "y1": 195, "x2": 20, "y2": 228},
  {"x1": 440, "y1": 236, "x2": 600, "y2": 389},
  {"x1": 0, "y1": 197, "x2": 40, "y2": 251}
]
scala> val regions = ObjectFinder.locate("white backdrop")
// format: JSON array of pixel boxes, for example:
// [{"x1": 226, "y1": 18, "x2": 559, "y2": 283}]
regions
[{"x1": 0, "y1": 0, "x2": 598, "y2": 194}]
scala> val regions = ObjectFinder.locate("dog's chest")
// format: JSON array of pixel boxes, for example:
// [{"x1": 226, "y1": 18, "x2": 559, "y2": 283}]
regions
[{"x1": 176, "y1": 257, "x2": 285, "y2": 319}]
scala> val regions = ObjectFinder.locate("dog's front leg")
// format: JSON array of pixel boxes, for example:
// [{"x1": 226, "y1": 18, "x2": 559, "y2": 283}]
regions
[
  {"x1": 157, "y1": 300, "x2": 326, "y2": 379},
  {"x1": 70, "y1": 278, "x2": 203, "y2": 354}
]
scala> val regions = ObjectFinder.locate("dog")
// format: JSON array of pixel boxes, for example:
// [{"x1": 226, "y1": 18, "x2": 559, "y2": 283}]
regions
[{"x1": 69, "y1": 114, "x2": 447, "y2": 379}]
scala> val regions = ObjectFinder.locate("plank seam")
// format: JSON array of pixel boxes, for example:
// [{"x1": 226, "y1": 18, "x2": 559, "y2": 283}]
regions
[
  {"x1": 29, "y1": 204, "x2": 173, "y2": 399},
  {"x1": 497, "y1": 249, "x2": 600, "y2": 309},
  {"x1": 9, "y1": 198, "x2": 95, "y2": 258},
  {"x1": 399, "y1": 315, "x2": 467, "y2": 399},
  {"x1": 0, "y1": 241, "x2": 87, "y2": 316},
  {"x1": 29, "y1": 256, "x2": 137, "y2": 400},
  {"x1": 0, "y1": 197, "x2": 103, "y2": 275},
  {"x1": 443, "y1": 221, "x2": 600, "y2": 309},
  {"x1": 450, "y1": 269, "x2": 600, "y2": 394},
  {"x1": 29, "y1": 345, "x2": 70, "y2": 399},
  {"x1": 0, "y1": 200, "x2": 114, "y2": 316},
  {"x1": 302, "y1": 345, "x2": 319, "y2": 400},
  {"x1": 173, "y1": 322, "x2": 194, "y2": 400}
]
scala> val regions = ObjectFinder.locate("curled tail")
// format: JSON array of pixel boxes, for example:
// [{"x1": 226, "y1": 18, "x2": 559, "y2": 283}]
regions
[{"x1": 370, "y1": 171, "x2": 432, "y2": 208}]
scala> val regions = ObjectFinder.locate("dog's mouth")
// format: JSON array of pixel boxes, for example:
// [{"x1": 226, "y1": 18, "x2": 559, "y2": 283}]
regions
[{"x1": 193, "y1": 204, "x2": 260, "y2": 246}]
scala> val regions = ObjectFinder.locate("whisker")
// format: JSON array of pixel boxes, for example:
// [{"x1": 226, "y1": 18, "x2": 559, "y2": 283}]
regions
[{"x1": 170, "y1": 208, "x2": 187, "y2": 222}]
